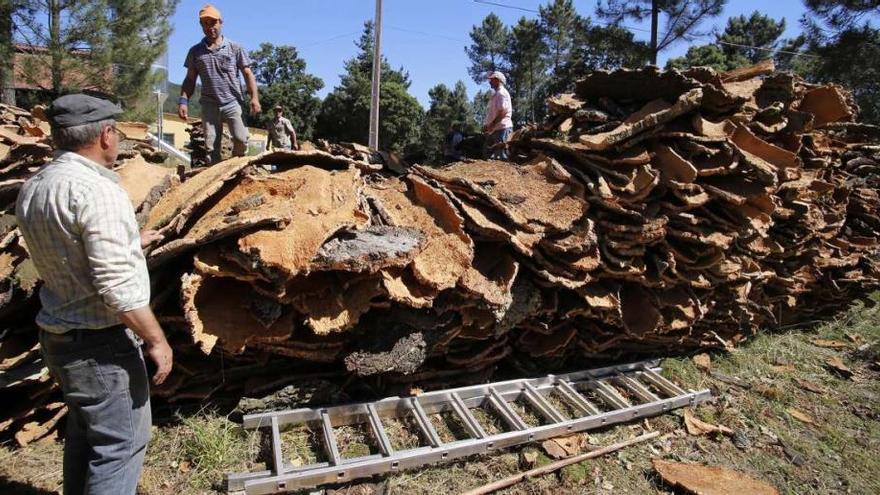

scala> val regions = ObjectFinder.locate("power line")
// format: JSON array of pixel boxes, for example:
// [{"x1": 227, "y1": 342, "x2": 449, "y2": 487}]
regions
[
  {"x1": 387, "y1": 25, "x2": 469, "y2": 44},
  {"x1": 473, "y1": 0, "x2": 537, "y2": 13}
]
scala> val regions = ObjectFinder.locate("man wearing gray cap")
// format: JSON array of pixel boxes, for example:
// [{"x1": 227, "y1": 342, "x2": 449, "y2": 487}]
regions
[
  {"x1": 483, "y1": 71, "x2": 513, "y2": 160},
  {"x1": 16, "y1": 94, "x2": 173, "y2": 494}
]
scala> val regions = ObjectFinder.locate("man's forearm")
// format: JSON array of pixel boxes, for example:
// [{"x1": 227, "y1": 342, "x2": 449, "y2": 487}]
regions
[
  {"x1": 118, "y1": 305, "x2": 167, "y2": 346},
  {"x1": 181, "y1": 75, "x2": 196, "y2": 100},
  {"x1": 245, "y1": 71, "x2": 259, "y2": 101}
]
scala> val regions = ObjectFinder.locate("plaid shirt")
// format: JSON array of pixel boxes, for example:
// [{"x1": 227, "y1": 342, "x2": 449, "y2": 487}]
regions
[{"x1": 16, "y1": 151, "x2": 150, "y2": 334}]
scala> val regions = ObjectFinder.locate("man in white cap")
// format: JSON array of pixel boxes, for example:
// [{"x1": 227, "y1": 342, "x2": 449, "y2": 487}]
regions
[
  {"x1": 16, "y1": 94, "x2": 173, "y2": 494},
  {"x1": 178, "y1": 4, "x2": 261, "y2": 164},
  {"x1": 482, "y1": 71, "x2": 513, "y2": 160}
]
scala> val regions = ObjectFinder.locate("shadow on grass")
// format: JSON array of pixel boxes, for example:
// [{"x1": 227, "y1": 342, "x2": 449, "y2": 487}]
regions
[{"x1": 0, "y1": 476, "x2": 56, "y2": 495}]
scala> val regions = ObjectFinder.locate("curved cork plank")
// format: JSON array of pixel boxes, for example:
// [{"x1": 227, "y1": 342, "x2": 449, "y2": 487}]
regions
[
  {"x1": 366, "y1": 177, "x2": 473, "y2": 291},
  {"x1": 144, "y1": 155, "x2": 253, "y2": 234},
  {"x1": 180, "y1": 272, "x2": 295, "y2": 354},
  {"x1": 236, "y1": 165, "x2": 369, "y2": 280}
]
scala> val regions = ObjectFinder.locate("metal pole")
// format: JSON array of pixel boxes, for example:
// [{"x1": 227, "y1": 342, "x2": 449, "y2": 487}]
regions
[{"x1": 368, "y1": 0, "x2": 382, "y2": 149}]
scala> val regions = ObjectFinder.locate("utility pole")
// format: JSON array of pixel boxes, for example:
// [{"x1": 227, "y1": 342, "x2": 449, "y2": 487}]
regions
[{"x1": 368, "y1": 0, "x2": 382, "y2": 149}]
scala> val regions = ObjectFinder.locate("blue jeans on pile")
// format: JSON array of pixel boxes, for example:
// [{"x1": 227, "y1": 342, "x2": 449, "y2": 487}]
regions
[
  {"x1": 40, "y1": 327, "x2": 152, "y2": 495},
  {"x1": 487, "y1": 127, "x2": 512, "y2": 160}
]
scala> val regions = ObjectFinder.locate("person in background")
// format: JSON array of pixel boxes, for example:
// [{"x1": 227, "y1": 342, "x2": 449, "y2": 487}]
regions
[
  {"x1": 267, "y1": 104, "x2": 298, "y2": 151},
  {"x1": 482, "y1": 71, "x2": 513, "y2": 160},
  {"x1": 442, "y1": 122, "x2": 465, "y2": 162},
  {"x1": 178, "y1": 4, "x2": 261, "y2": 164},
  {"x1": 16, "y1": 94, "x2": 173, "y2": 495}
]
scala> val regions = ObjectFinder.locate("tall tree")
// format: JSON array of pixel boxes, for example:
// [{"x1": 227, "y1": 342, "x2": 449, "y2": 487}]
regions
[
  {"x1": 106, "y1": 0, "x2": 178, "y2": 121},
  {"x1": 247, "y1": 43, "x2": 324, "y2": 140},
  {"x1": 558, "y1": 18, "x2": 649, "y2": 89},
  {"x1": 421, "y1": 81, "x2": 476, "y2": 163},
  {"x1": 0, "y1": 1, "x2": 18, "y2": 104},
  {"x1": 665, "y1": 43, "x2": 740, "y2": 70},
  {"x1": 13, "y1": 0, "x2": 112, "y2": 98},
  {"x1": 538, "y1": 0, "x2": 579, "y2": 79},
  {"x1": 316, "y1": 22, "x2": 423, "y2": 152},
  {"x1": 596, "y1": 0, "x2": 727, "y2": 65},
  {"x1": 465, "y1": 13, "x2": 511, "y2": 84},
  {"x1": 507, "y1": 17, "x2": 547, "y2": 123},
  {"x1": 11, "y1": 0, "x2": 178, "y2": 120},
  {"x1": 804, "y1": 0, "x2": 880, "y2": 35},
  {"x1": 718, "y1": 11, "x2": 786, "y2": 64}
]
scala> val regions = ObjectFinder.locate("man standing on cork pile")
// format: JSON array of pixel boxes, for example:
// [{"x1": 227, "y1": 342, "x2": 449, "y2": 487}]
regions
[
  {"x1": 16, "y1": 94, "x2": 173, "y2": 494},
  {"x1": 178, "y1": 4, "x2": 261, "y2": 164}
]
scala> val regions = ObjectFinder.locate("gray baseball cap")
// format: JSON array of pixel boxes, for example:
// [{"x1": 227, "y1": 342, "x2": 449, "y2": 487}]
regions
[{"x1": 46, "y1": 94, "x2": 123, "y2": 128}]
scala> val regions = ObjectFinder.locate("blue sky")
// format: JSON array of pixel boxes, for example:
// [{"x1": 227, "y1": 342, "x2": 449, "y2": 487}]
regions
[{"x1": 165, "y1": 0, "x2": 812, "y2": 106}]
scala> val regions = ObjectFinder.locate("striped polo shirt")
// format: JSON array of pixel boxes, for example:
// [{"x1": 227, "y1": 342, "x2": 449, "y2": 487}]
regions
[{"x1": 184, "y1": 36, "x2": 251, "y2": 106}]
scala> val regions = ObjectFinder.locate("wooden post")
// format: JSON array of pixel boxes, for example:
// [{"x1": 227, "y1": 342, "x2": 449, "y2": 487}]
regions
[{"x1": 368, "y1": 0, "x2": 383, "y2": 150}]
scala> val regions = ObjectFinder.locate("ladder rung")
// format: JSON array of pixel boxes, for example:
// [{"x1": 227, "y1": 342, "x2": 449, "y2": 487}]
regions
[
  {"x1": 320, "y1": 410, "x2": 341, "y2": 466},
  {"x1": 270, "y1": 416, "x2": 284, "y2": 476},
  {"x1": 556, "y1": 380, "x2": 599, "y2": 416},
  {"x1": 366, "y1": 403, "x2": 394, "y2": 456},
  {"x1": 450, "y1": 393, "x2": 487, "y2": 439},
  {"x1": 640, "y1": 368, "x2": 686, "y2": 396},
  {"x1": 523, "y1": 382, "x2": 566, "y2": 423},
  {"x1": 595, "y1": 380, "x2": 630, "y2": 409},
  {"x1": 616, "y1": 374, "x2": 660, "y2": 403},
  {"x1": 488, "y1": 388, "x2": 527, "y2": 431},
  {"x1": 409, "y1": 397, "x2": 443, "y2": 448}
]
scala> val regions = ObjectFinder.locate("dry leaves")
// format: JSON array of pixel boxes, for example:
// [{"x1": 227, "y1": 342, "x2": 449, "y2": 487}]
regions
[
  {"x1": 753, "y1": 383, "x2": 782, "y2": 400},
  {"x1": 653, "y1": 459, "x2": 780, "y2": 495},
  {"x1": 825, "y1": 356, "x2": 854, "y2": 378},
  {"x1": 684, "y1": 409, "x2": 734, "y2": 436},
  {"x1": 810, "y1": 339, "x2": 849, "y2": 349},
  {"x1": 693, "y1": 353, "x2": 712, "y2": 371},
  {"x1": 541, "y1": 434, "x2": 583, "y2": 459},
  {"x1": 786, "y1": 408, "x2": 817, "y2": 426},
  {"x1": 794, "y1": 379, "x2": 825, "y2": 394}
]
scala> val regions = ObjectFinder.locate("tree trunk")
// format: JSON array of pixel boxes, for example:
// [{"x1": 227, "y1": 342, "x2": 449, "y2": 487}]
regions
[
  {"x1": 650, "y1": 0, "x2": 659, "y2": 65},
  {"x1": 0, "y1": 1, "x2": 15, "y2": 105},
  {"x1": 49, "y1": 0, "x2": 62, "y2": 97}
]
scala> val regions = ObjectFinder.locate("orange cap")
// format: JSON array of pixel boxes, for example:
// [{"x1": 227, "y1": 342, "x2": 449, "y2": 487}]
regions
[{"x1": 198, "y1": 4, "x2": 222, "y2": 20}]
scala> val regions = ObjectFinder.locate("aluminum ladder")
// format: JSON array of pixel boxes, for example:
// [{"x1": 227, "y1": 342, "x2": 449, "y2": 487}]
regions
[{"x1": 226, "y1": 359, "x2": 711, "y2": 494}]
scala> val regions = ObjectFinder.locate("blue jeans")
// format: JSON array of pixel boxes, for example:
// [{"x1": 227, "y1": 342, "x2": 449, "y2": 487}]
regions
[
  {"x1": 40, "y1": 328, "x2": 152, "y2": 495},
  {"x1": 487, "y1": 127, "x2": 512, "y2": 160},
  {"x1": 201, "y1": 100, "x2": 250, "y2": 164}
]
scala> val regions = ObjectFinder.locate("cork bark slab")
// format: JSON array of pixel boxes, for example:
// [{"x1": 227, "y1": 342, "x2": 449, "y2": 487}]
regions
[
  {"x1": 366, "y1": 176, "x2": 473, "y2": 291},
  {"x1": 236, "y1": 165, "x2": 369, "y2": 280}
]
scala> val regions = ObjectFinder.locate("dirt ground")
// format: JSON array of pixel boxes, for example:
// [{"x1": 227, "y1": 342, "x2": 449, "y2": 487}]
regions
[{"x1": 1, "y1": 295, "x2": 878, "y2": 495}]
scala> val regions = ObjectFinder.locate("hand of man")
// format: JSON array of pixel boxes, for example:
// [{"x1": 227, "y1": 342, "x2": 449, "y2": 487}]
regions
[
  {"x1": 178, "y1": 104, "x2": 188, "y2": 120},
  {"x1": 140, "y1": 229, "x2": 163, "y2": 249},
  {"x1": 250, "y1": 98, "x2": 261, "y2": 114},
  {"x1": 144, "y1": 339, "x2": 173, "y2": 385}
]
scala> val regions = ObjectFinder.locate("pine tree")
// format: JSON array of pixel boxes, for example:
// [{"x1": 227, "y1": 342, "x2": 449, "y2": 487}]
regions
[
  {"x1": 508, "y1": 17, "x2": 547, "y2": 123},
  {"x1": 718, "y1": 11, "x2": 786, "y2": 64},
  {"x1": 421, "y1": 81, "x2": 476, "y2": 163},
  {"x1": 247, "y1": 43, "x2": 324, "y2": 140},
  {"x1": 316, "y1": 22, "x2": 423, "y2": 152},
  {"x1": 538, "y1": 0, "x2": 579, "y2": 80},
  {"x1": 105, "y1": 0, "x2": 177, "y2": 121},
  {"x1": 596, "y1": 0, "x2": 726, "y2": 65},
  {"x1": 465, "y1": 13, "x2": 511, "y2": 84}
]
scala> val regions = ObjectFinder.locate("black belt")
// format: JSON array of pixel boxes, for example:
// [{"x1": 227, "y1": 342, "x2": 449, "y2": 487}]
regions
[{"x1": 41, "y1": 324, "x2": 127, "y2": 342}]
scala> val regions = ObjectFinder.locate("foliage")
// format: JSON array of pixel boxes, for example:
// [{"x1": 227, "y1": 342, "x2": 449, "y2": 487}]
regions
[
  {"x1": 596, "y1": 0, "x2": 726, "y2": 64},
  {"x1": 246, "y1": 43, "x2": 324, "y2": 140},
  {"x1": 11, "y1": 0, "x2": 177, "y2": 121},
  {"x1": 804, "y1": 0, "x2": 880, "y2": 35},
  {"x1": 507, "y1": 17, "x2": 547, "y2": 123},
  {"x1": 559, "y1": 19, "x2": 649, "y2": 88},
  {"x1": 666, "y1": 11, "x2": 785, "y2": 72},
  {"x1": 315, "y1": 21, "x2": 423, "y2": 152},
  {"x1": 420, "y1": 81, "x2": 477, "y2": 163},
  {"x1": 718, "y1": 11, "x2": 786, "y2": 63},
  {"x1": 465, "y1": 13, "x2": 510, "y2": 84},
  {"x1": 538, "y1": 0, "x2": 578, "y2": 79}
]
